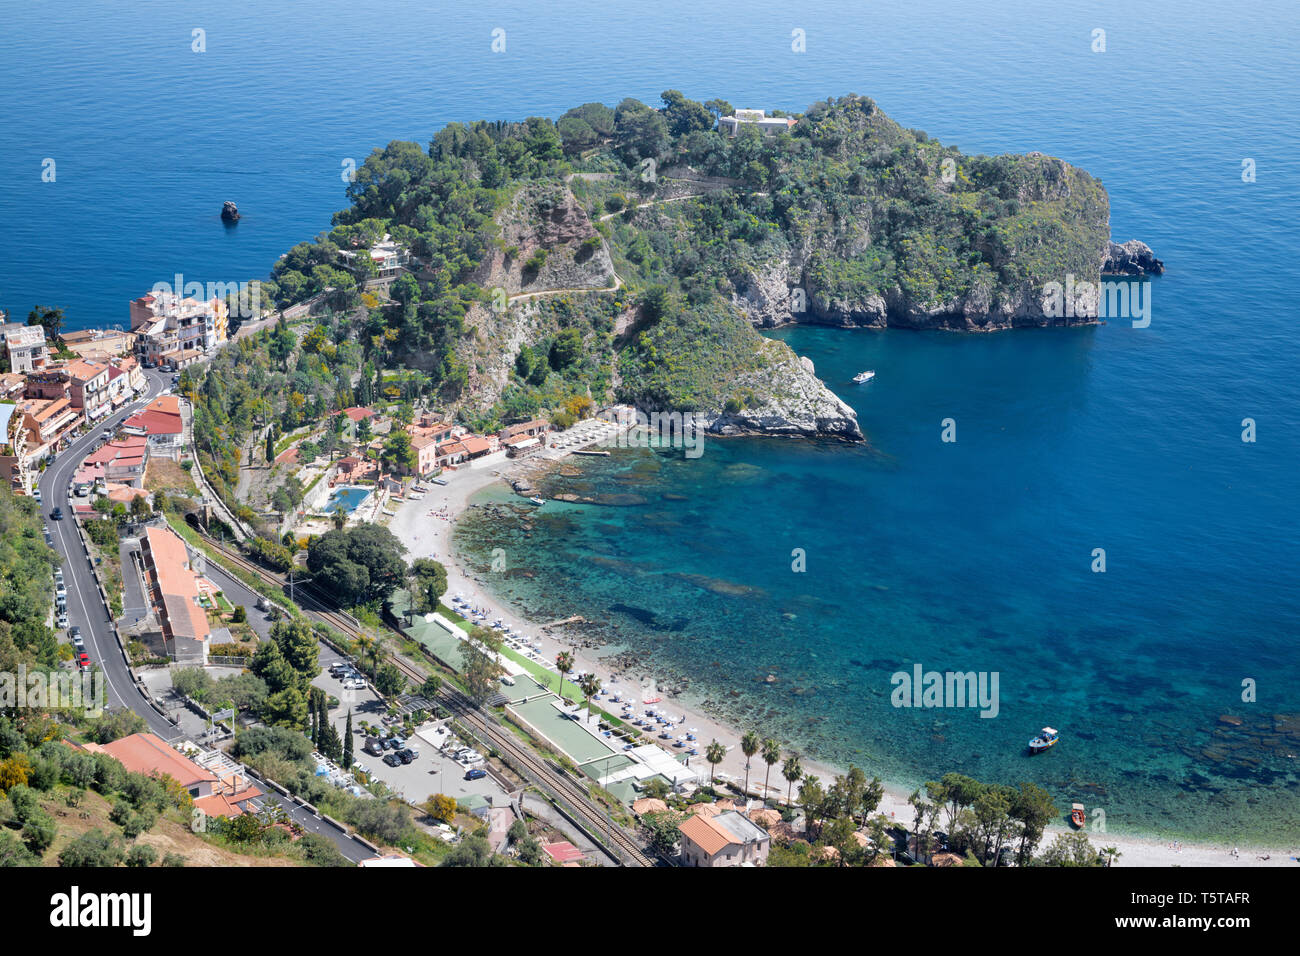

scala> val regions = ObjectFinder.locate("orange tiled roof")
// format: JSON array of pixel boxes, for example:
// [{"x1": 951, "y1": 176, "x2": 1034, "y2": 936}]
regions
[
  {"x1": 679, "y1": 813, "x2": 738, "y2": 856},
  {"x1": 92, "y1": 733, "x2": 218, "y2": 789},
  {"x1": 145, "y1": 526, "x2": 210, "y2": 644}
]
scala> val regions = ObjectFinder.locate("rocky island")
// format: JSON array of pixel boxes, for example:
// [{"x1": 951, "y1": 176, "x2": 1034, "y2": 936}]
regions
[{"x1": 196, "y1": 92, "x2": 1158, "y2": 457}]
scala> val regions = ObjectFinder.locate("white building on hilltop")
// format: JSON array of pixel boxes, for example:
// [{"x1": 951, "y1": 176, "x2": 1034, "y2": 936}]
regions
[{"x1": 717, "y1": 109, "x2": 796, "y2": 137}]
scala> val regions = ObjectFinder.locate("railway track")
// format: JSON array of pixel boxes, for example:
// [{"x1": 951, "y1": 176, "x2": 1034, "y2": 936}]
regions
[{"x1": 197, "y1": 532, "x2": 657, "y2": 867}]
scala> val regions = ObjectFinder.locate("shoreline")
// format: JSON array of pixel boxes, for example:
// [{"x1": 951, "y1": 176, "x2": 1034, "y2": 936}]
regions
[{"x1": 385, "y1": 458, "x2": 1297, "y2": 868}]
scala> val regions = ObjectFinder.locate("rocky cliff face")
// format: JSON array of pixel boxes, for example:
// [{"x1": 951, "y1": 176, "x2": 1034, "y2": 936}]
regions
[
  {"x1": 1102, "y1": 239, "x2": 1165, "y2": 276},
  {"x1": 727, "y1": 154, "x2": 1155, "y2": 332},
  {"x1": 471, "y1": 182, "x2": 615, "y2": 295},
  {"x1": 698, "y1": 340, "x2": 863, "y2": 440},
  {"x1": 733, "y1": 260, "x2": 1111, "y2": 332}
]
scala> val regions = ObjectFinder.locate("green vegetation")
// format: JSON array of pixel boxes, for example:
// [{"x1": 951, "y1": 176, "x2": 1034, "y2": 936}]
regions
[
  {"x1": 0, "y1": 486, "x2": 59, "y2": 669},
  {"x1": 190, "y1": 90, "x2": 1108, "y2": 506},
  {"x1": 306, "y1": 524, "x2": 408, "y2": 607}
]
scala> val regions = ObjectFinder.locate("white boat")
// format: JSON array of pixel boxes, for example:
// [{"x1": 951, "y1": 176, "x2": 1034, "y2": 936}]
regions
[
  {"x1": 853, "y1": 370, "x2": 875, "y2": 384},
  {"x1": 529, "y1": 496, "x2": 545, "y2": 505}
]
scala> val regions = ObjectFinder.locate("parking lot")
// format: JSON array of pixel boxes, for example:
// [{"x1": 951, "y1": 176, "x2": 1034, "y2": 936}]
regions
[{"x1": 311, "y1": 667, "x2": 510, "y2": 809}]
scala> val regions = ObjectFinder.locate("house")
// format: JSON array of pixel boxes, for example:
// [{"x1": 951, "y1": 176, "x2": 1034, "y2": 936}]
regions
[
  {"x1": 82, "y1": 733, "x2": 261, "y2": 815},
  {"x1": 103, "y1": 364, "x2": 131, "y2": 408},
  {"x1": 22, "y1": 367, "x2": 70, "y2": 401},
  {"x1": 498, "y1": 419, "x2": 552, "y2": 441},
  {"x1": 331, "y1": 406, "x2": 377, "y2": 441},
  {"x1": 678, "y1": 810, "x2": 771, "y2": 867},
  {"x1": 332, "y1": 454, "x2": 379, "y2": 487},
  {"x1": 433, "y1": 439, "x2": 469, "y2": 469},
  {"x1": 111, "y1": 355, "x2": 146, "y2": 396},
  {"x1": 123, "y1": 395, "x2": 184, "y2": 457},
  {"x1": 717, "y1": 109, "x2": 797, "y2": 137},
  {"x1": 130, "y1": 290, "x2": 228, "y2": 365},
  {"x1": 459, "y1": 434, "x2": 494, "y2": 459},
  {"x1": 502, "y1": 434, "x2": 543, "y2": 459},
  {"x1": 84, "y1": 435, "x2": 149, "y2": 488},
  {"x1": 0, "y1": 322, "x2": 49, "y2": 373},
  {"x1": 65, "y1": 359, "x2": 113, "y2": 422},
  {"x1": 0, "y1": 373, "x2": 26, "y2": 402},
  {"x1": 409, "y1": 417, "x2": 460, "y2": 475},
  {"x1": 141, "y1": 525, "x2": 211, "y2": 664},
  {"x1": 0, "y1": 402, "x2": 28, "y2": 493},
  {"x1": 339, "y1": 234, "x2": 410, "y2": 279},
  {"x1": 16, "y1": 396, "x2": 82, "y2": 457},
  {"x1": 61, "y1": 327, "x2": 136, "y2": 360}
]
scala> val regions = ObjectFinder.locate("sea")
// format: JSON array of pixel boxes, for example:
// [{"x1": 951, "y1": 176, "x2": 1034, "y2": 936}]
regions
[{"x1": 3, "y1": 0, "x2": 1298, "y2": 843}]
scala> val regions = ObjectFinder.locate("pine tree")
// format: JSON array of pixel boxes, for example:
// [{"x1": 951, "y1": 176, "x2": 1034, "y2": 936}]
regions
[
  {"x1": 308, "y1": 689, "x2": 319, "y2": 745},
  {"x1": 343, "y1": 710, "x2": 354, "y2": 769}
]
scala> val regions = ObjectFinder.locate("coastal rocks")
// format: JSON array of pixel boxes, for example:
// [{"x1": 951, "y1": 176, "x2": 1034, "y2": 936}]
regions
[
  {"x1": 220, "y1": 201, "x2": 240, "y2": 222},
  {"x1": 701, "y1": 337, "x2": 864, "y2": 441},
  {"x1": 1102, "y1": 239, "x2": 1165, "y2": 276}
]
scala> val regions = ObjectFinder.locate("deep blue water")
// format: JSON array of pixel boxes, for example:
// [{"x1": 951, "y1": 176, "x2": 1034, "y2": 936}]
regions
[{"x1": 4, "y1": 0, "x2": 1299, "y2": 841}]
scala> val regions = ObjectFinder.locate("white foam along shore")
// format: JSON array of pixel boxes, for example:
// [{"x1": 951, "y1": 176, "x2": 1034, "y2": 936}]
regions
[{"x1": 384, "y1": 462, "x2": 1299, "y2": 868}]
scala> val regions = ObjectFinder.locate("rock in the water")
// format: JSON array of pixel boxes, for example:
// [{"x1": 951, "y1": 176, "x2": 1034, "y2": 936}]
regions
[
  {"x1": 221, "y1": 200, "x2": 241, "y2": 222},
  {"x1": 1102, "y1": 239, "x2": 1163, "y2": 275}
]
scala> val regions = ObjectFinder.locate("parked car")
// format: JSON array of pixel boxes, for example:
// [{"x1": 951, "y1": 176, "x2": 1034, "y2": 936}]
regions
[
  {"x1": 396, "y1": 749, "x2": 414, "y2": 765},
  {"x1": 76, "y1": 652, "x2": 90, "y2": 670},
  {"x1": 382, "y1": 753, "x2": 403, "y2": 768},
  {"x1": 56, "y1": 612, "x2": 69, "y2": 629},
  {"x1": 50, "y1": 507, "x2": 62, "y2": 520},
  {"x1": 71, "y1": 633, "x2": 85, "y2": 650},
  {"x1": 68, "y1": 626, "x2": 81, "y2": 642},
  {"x1": 364, "y1": 738, "x2": 384, "y2": 757},
  {"x1": 378, "y1": 738, "x2": 392, "y2": 751},
  {"x1": 464, "y1": 768, "x2": 487, "y2": 781},
  {"x1": 342, "y1": 678, "x2": 367, "y2": 690}
]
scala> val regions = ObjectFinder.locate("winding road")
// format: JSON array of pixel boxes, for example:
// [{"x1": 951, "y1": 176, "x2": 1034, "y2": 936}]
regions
[{"x1": 37, "y1": 365, "x2": 373, "y2": 863}]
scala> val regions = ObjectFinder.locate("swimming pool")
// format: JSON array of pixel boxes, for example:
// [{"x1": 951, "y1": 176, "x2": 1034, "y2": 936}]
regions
[{"x1": 323, "y1": 485, "x2": 371, "y2": 515}]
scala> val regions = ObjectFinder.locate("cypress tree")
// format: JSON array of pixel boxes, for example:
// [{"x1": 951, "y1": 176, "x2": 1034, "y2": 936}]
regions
[{"x1": 343, "y1": 710, "x2": 354, "y2": 768}]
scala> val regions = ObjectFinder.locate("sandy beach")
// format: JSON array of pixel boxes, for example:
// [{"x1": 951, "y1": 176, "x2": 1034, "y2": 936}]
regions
[{"x1": 385, "y1": 457, "x2": 1299, "y2": 868}]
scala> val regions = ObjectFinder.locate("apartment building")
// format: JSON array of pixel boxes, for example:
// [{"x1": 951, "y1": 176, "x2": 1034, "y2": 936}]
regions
[
  {"x1": 0, "y1": 322, "x2": 49, "y2": 373},
  {"x1": 129, "y1": 290, "x2": 228, "y2": 366}
]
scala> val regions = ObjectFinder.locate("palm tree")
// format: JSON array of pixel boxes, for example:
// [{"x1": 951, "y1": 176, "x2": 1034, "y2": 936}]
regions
[
  {"x1": 579, "y1": 673, "x2": 601, "y2": 724},
  {"x1": 760, "y1": 738, "x2": 781, "y2": 807},
  {"x1": 705, "y1": 740, "x2": 726, "y2": 785},
  {"x1": 1101, "y1": 846, "x2": 1122, "y2": 868},
  {"x1": 354, "y1": 635, "x2": 377, "y2": 677},
  {"x1": 781, "y1": 754, "x2": 803, "y2": 809},
  {"x1": 740, "y1": 730, "x2": 760, "y2": 799},
  {"x1": 555, "y1": 651, "x2": 574, "y2": 699}
]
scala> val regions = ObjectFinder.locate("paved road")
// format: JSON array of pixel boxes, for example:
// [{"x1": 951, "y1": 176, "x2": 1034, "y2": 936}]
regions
[{"x1": 37, "y1": 366, "x2": 372, "y2": 863}]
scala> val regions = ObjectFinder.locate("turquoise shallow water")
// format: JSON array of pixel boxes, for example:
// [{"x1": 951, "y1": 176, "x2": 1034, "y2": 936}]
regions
[
  {"x1": 454, "y1": 319, "x2": 1300, "y2": 844},
  {"x1": 4, "y1": 0, "x2": 1299, "y2": 842}
]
